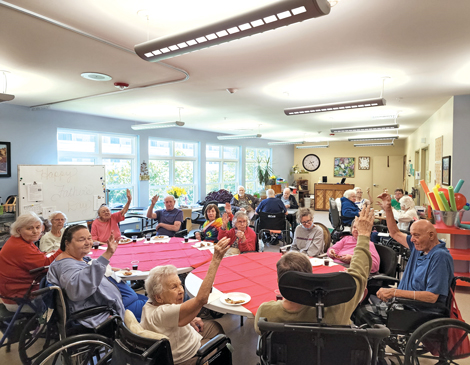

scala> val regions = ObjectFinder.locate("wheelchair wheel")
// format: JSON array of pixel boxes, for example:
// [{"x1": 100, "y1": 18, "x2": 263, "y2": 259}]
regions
[
  {"x1": 32, "y1": 333, "x2": 113, "y2": 365},
  {"x1": 403, "y1": 318, "x2": 470, "y2": 365}
]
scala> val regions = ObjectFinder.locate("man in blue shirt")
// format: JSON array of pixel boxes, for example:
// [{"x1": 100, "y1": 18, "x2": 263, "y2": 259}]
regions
[
  {"x1": 256, "y1": 189, "x2": 287, "y2": 215},
  {"x1": 355, "y1": 193, "x2": 454, "y2": 326},
  {"x1": 146, "y1": 195, "x2": 183, "y2": 237}
]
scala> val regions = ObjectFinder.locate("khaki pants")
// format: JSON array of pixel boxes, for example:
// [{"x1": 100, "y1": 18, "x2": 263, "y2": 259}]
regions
[{"x1": 176, "y1": 320, "x2": 225, "y2": 365}]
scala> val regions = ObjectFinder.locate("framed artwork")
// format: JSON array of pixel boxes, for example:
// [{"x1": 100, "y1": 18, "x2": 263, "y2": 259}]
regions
[
  {"x1": 442, "y1": 155, "x2": 451, "y2": 186},
  {"x1": 0, "y1": 142, "x2": 11, "y2": 178},
  {"x1": 334, "y1": 157, "x2": 355, "y2": 178},
  {"x1": 358, "y1": 156, "x2": 370, "y2": 170}
]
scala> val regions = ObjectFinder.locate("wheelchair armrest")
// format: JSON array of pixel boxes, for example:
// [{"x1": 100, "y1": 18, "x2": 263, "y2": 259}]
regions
[
  {"x1": 29, "y1": 266, "x2": 49, "y2": 275},
  {"x1": 196, "y1": 334, "x2": 231, "y2": 356},
  {"x1": 257, "y1": 317, "x2": 287, "y2": 332},
  {"x1": 368, "y1": 275, "x2": 399, "y2": 286},
  {"x1": 389, "y1": 297, "x2": 447, "y2": 312},
  {"x1": 279, "y1": 244, "x2": 292, "y2": 253},
  {"x1": 69, "y1": 306, "x2": 115, "y2": 321},
  {"x1": 174, "y1": 229, "x2": 188, "y2": 238}
]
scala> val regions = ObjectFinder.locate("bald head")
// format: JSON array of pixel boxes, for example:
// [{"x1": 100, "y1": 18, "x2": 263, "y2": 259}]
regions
[{"x1": 409, "y1": 219, "x2": 439, "y2": 253}]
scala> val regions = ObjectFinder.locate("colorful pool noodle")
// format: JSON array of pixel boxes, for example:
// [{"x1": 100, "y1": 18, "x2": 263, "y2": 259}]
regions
[
  {"x1": 448, "y1": 186, "x2": 457, "y2": 212},
  {"x1": 455, "y1": 179, "x2": 464, "y2": 193},
  {"x1": 438, "y1": 191, "x2": 450, "y2": 211},
  {"x1": 427, "y1": 192, "x2": 438, "y2": 210},
  {"x1": 459, "y1": 223, "x2": 470, "y2": 230},
  {"x1": 432, "y1": 186, "x2": 446, "y2": 211},
  {"x1": 419, "y1": 180, "x2": 430, "y2": 195}
]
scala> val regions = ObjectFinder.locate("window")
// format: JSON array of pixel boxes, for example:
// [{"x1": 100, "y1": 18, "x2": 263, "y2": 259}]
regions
[
  {"x1": 245, "y1": 147, "x2": 271, "y2": 194},
  {"x1": 57, "y1": 129, "x2": 138, "y2": 207},
  {"x1": 205, "y1": 145, "x2": 240, "y2": 194},
  {"x1": 149, "y1": 138, "x2": 198, "y2": 209}
]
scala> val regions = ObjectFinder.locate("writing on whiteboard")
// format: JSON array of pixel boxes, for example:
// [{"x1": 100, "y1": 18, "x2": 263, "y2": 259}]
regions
[
  {"x1": 35, "y1": 167, "x2": 78, "y2": 183},
  {"x1": 51, "y1": 184, "x2": 95, "y2": 201}
]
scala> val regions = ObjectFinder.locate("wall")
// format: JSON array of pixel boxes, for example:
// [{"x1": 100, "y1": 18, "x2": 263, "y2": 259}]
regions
[
  {"x1": 0, "y1": 104, "x2": 294, "y2": 206},
  {"x1": 292, "y1": 139, "x2": 406, "y2": 195}
]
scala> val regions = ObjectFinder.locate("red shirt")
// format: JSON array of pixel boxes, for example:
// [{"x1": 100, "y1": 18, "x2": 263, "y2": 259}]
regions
[
  {"x1": 91, "y1": 212, "x2": 125, "y2": 242},
  {"x1": 217, "y1": 227, "x2": 257, "y2": 252},
  {"x1": 0, "y1": 236, "x2": 61, "y2": 304}
]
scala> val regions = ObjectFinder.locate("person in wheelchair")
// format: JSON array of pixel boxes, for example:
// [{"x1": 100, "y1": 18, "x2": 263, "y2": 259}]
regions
[
  {"x1": 275, "y1": 187, "x2": 299, "y2": 209},
  {"x1": 0, "y1": 212, "x2": 62, "y2": 313},
  {"x1": 218, "y1": 211, "x2": 257, "y2": 255},
  {"x1": 290, "y1": 208, "x2": 324, "y2": 257},
  {"x1": 355, "y1": 193, "x2": 454, "y2": 326},
  {"x1": 392, "y1": 195, "x2": 418, "y2": 231},
  {"x1": 341, "y1": 189, "x2": 360, "y2": 225},
  {"x1": 255, "y1": 207, "x2": 375, "y2": 334},
  {"x1": 141, "y1": 237, "x2": 231, "y2": 365},
  {"x1": 48, "y1": 225, "x2": 146, "y2": 328},
  {"x1": 256, "y1": 189, "x2": 287, "y2": 245},
  {"x1": 327, "y1": 216, "x2": 380, "y2": 273}
]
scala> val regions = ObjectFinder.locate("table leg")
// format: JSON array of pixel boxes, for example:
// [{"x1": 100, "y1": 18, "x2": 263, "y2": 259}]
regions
[{"x1": 240, "y1": 316, "x2": 244, "y2": 327}]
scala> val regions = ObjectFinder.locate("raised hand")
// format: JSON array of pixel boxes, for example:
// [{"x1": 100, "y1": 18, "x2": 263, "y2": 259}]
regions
[
  {"x1": 221, "y1": 212, "x2": 230, "y2": 228},
  {"x1": 126, "y1": 188, "x2": 132, "y2": 202},
  {"x1": 355, "y1": 205, "x2": 374, "y2": 237},
  {"x1": 225, "y1": 202, "x2": 231, "y2": 213},
  {"x1": 151, "y1": 195, "x2": 159, "y2": 205},
  {"x1": 213, "y1": 237, "x2": 231, "y2": 261},
  {"x1": 105, "y1": 230, "x2": 118, "y2": 256},
  {"x1": 376, "y1": 193, "x2": 392, "y2": 211}
]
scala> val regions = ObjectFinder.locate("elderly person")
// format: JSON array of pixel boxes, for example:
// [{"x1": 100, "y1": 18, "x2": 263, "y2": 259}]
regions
[
  {"x1": 340, "y1": 189, "x2": 360, "y2": 226},
  {"x1": 0, "y1": 212, "x2": 62, "y2": 312},
  {"x1": 355, "y1": 193, "x2": 454, "y2": 326},
  {"x1": 328, "y1": 216, "x2": 380, "y2": 273},
  {"x1": 255, "y1": 207, "x2": 375, "y2": 334},
  {"x1": 141, "y1": 238, "x2": 231, "y2": 365},
  {"x1": 218, "y1": 211, "x2": 257, "y2": 255},
  {"x1": 230, "y1": 186, "x2": 259, "y2": 220},
  {"x1": 39, "y1": 211, "x2": 67, "y2": 253},
  {"x1": 391, "y1": 188, "x2": 405, "y2": 210},
  {"x1": 290, "y1": 208, "x2": 324, "y2": 257},
  {"x1": 354, "y1": 187, "x2": 371, "y2": 211},
  {"x1": 92, "y1": 189, "x2": 132, "y2": 243},
  {"x1": 393, "y1": 196, "x2": 418, "y2": 231},
  {"x1": 276, "y1": 188, "x2": 299, "y2": 209},
  {"x1": 195, "y1": 204, "x2": 228, "y2": 242},
  {"x1": 147, "y1": 195, "x2": 183, "y2": 237},
  {"x1": 256, "y1": 189, "x2": 287, "y2": 215}
]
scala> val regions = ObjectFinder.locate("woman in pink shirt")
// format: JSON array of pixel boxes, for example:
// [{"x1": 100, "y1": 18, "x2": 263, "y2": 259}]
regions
[
  {"x1": 327, "y1": 217, "x2": 380, "y2": 273},
  {"x1": 91, "y1": 189, "x2": 132, "y2": 243}
]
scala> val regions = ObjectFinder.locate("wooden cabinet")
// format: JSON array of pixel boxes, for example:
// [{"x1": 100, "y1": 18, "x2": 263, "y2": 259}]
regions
[
  {"x1": 435, "y1": 221, "x2": 470, "y2": 287},
  {"x1": 314, "y1": 183, "x2": 355, "y2": 211},
  {"x1": 265, "y1": 185, "x2": 282, "y2": 194}
]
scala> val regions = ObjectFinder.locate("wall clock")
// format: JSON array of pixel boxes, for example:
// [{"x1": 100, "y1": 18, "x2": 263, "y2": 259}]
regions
[
  {"x1": 358, "y1": 156, "x2": 370, "y2": 170},
  {"x1": 302, "y1": 154, "x2": 321, "y2": 172}
]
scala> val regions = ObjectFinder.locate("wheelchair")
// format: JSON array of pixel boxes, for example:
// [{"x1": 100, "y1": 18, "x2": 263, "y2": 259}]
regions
[
  {"x1": 33, "y1": 310, "x2": 233, "y2": 365},
  {"x1": 328, "y1": 198, "x2": 351, "y2": 244},
  {"x1": 254, "y1": 211, "x2": 291, "y2": 248},
  {"x1": 257, "y1": 271, "x2": 390, "y2": 365}
]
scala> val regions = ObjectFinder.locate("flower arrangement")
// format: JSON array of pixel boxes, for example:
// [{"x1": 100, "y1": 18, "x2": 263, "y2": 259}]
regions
[{"x1": 167, "y1": 186, "x2": 187, "y2": 199}]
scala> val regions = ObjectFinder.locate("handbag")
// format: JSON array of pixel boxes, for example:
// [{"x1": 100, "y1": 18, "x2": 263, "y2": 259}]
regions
[{"x1": 446, "y1": 289, "x2": 470, "y2": 356}]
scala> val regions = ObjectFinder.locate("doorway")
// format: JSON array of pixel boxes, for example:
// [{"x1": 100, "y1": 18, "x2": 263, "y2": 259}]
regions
[{"x1": 372, "y1": 156, "x2": 404, "y2": 207}]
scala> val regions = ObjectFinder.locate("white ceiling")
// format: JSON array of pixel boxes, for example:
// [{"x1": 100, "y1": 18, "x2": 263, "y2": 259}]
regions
[{"x1": 1, "y1": 0, "x2": 470, "y2": 142}]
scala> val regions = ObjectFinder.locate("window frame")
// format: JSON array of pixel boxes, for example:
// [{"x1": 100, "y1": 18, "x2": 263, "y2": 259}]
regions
[
  {"x1": 245, "y1": 147, "x2": 272, "y2": 194},
  {"x1": 205, "y1": 144, "x2": 240, "y2": 194}
]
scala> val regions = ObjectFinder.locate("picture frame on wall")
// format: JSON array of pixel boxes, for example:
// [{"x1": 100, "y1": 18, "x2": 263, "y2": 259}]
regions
[
  {"x1": 442, "y1": 155, "x2": 451, "y2": 186},
  {"x1": 334, "y1": 157, "x2": 355, "y2": 178},
  {"x1": 358, "y1": 156, "x2": 370, "y2": 170},
  {"x1": 0, "y1": 142, "x2": 11, "y2": 178}
]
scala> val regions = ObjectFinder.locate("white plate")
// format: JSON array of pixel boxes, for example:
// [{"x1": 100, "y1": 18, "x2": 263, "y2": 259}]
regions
[
  {"x1": 118, "y1": 239, "x2": 132, "y2": 245},
  {"x1": 116, "y1": 270, "x2": 142, "y2": 277},
  {"x1": 150, "y1": 235, "x2": 170, "y2": 241},
  {"x1": 220, "y1": 292, "x2": 251, "y2": 306},
  {"x1": 309, "y1": 258, "x2": 323, "y2": 267},
  {"x1": 192, "y1": 241, "x2": 214, "y2": 249}
]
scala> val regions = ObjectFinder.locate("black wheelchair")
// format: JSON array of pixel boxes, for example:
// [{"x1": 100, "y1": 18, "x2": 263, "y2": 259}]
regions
[
  {"x1": 328, "y1": 198, "x2": 351, "y2": 244},
  {"x1": 257, "y1": 271, "x2": 390, "y2": 365},
  {"x1": 254, "y1": 211, "x2": 291, "y2": 248}
]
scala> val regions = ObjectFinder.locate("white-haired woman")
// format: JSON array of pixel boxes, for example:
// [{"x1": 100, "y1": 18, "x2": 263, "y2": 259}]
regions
[
  {"x1": 141, "y1": 238, "x2": 231, "y2": 365},
  {"x1": 393, "y1": 195, "x2": 418, "y2": 230},
  {"x1": 291, "y1": 208, "x2": 324, "y2": 257},
  {"x1": 0, "y1": 212, "x2": 62, "y2": 312},
  {"x1": 218, "y1": 211, "x2": 257, "y2": 255},
  {"x1": 340, "y1": 189, "x2": 360, "y2": 226},
  {"x1": 39, "y1": 211, "x2": 67, "y2": 253},
  {"x1": 354, "y1": 187, "x2": 372, "y2": 211}
]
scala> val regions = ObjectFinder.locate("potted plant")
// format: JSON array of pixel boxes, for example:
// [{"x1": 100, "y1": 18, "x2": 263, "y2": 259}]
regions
[{"x1": 256, "y1": 156, "x2": 274, "y2": 187}]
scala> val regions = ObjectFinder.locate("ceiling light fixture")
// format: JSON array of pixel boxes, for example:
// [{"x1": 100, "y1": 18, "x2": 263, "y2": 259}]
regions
[
  {"x1": 217, "y1": 134, "x2": 262, "y2": 140},
  {"x1": 81, "y1": 72, "x2": 112, "y2": 81},
  {"x1": 354, "y1": 142, "x2": 394, "y2": 147},
  {"x1": 348, "y1": 136, "x2": 399, "y2": 142},
  {"x1": 284, "y1": 97, "x2": 386, "y2": 116},
  {"x1": 135, "y1": 0, "x2": 330, "y2": 62},
  {"x1": 296, "y1": 143, "x2": 329, "y2": 149},
  {"x1": 331, "y1": 124, "x2": 399, "y2": 133},
  {"x1": 268, "y1": 141, "x2": 305, "y2": 145},
  {"x1": 131, "y1": 121, "x2": 185, "y2": 130},
  {"x1": 0, "y1": 70, "x2": 15, "y2": 102}
]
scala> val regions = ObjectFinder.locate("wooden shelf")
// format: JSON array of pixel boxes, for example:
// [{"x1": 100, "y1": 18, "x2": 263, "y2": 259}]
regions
[
  {"x1": 454, "y1": 272, "x2": 470, "y2": 287},
  {"x1": 435, "y1": 221, "x2": 470, "y2": 235},
  {"x1": 448, "y1": 248, "x2": 470, "y2": 261}
]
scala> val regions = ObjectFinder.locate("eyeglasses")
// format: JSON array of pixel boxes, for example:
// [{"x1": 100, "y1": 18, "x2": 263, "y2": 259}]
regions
[{"x1": 301, "y1": 219, "x2": 313, "y2": 225}]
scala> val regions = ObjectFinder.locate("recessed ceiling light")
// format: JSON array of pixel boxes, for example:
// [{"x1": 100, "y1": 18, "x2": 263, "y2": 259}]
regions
[{"x1": 81, "y1": 72, "x2": 112, "y2": 81}]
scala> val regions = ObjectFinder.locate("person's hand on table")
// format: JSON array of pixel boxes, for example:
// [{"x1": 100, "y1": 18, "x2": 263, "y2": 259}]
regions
[
  {"x1": 213, "y1": 237, "x2": 231, "y2": 261},
  {"x1": 339, "y1": 254, "x2": 352, "y2": 263},
  {"x1": 195, "y1": 232, "x2": 201, "y2": 241},
  {"x1": 377, "y1": 287, "x2": 395, "y2": 302},
  {"x1": 328, "y1": 249, "x2": 339, "y2": 259},
  {"x1": 151, "y1": 195, "x2": 159, "y2": 205},
  {"x1": 221, "y1": 213, "x2": 230, "y2": 229},
  {"x1": 190, "y1": 317, "x2": 204, "y2": 333}
]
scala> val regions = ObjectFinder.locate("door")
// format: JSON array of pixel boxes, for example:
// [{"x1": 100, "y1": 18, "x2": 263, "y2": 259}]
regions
[{"x1": 372, "y1": 156, "x2": 404, "y2": 207}]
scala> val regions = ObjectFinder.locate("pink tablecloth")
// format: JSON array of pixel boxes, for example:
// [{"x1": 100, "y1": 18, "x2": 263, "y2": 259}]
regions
[
  {"x1": 91, "y1": 237, "x2": 213, "y2": 271},
  {"x1": 192, "y1": 252, "x2": 345, "y2": 316}
]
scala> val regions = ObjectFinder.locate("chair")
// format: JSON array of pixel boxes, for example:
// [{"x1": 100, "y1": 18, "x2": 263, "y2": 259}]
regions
[
  {"x1": 257, "y1": 271, "x2": 390, "y2": 365},
  {"x1": 365, "y1": 244, "x2": 400, "y2": 301},
  {"x1": 329, "y1": 198, "x2": 351, "y2": 244},
  {"x1": 254, "y1": 211, "x2": 291, "y2": 249}
]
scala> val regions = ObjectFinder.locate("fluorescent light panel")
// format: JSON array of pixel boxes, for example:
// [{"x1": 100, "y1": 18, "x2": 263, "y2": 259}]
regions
[
  {"x1": 331, "y1": 124, "x2": 399, "y2": 133},
  {"x1": 354, "y1": 142, "x2": 394, "y2": 147},
  {"x1": 135, "y1": 0, "x2": 330, "y2": 62},
  {"x1": 284, "y1": 98, "x2": 386, "y2": 116},
  {"x1": 217, "y1": 134, "x2": 262, "y2": 140},
  {"x1": 268, "y1": 141, "x2": 305, "y2": 145},
  {"x1": 131, "y1": 121, "x2": 184, "y2": 130},
  {"x1": 296, "y1": 144, "x2": 329, "y2": 149},
  {"x1": 348, "y1": 136, "x2": 399, "y2": 142}
]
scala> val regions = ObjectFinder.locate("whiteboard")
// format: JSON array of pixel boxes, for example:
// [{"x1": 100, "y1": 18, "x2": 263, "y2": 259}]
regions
[{"x1": 18, "y1": 165, "x2": 106, "y2": 223}]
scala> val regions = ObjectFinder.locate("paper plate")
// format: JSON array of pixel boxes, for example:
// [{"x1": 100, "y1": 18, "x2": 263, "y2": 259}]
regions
[
  {"x1": 192, "y1": 241, "x2": 214, "y2": 249},
  {"x1": 116, "y1": 270, "x2": 142, "y2": 277},
  {"x1": 150, "y1": 235, "x2": 169, "y2": 241},
  {"x1": 118, "y1": 239, "x2": 132, "y2": 245},
  {"x1": 220, "y1": 292, "x2": 251, "y2": 306},
  {"x1": 310, "y1": 258, "x2": 323, "y2": 267}
]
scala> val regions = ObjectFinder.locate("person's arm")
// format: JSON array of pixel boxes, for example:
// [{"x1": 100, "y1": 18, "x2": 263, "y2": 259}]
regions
[
  {"x1": 146, "y1": 195, "x2": 158, "y2": 219},
  {"x1": 178, "y1": 238, "x2": 231, "y2": 326},
  {"x1": 120, "y1": 189, "x2": 132, "y2": 217},
  {"x1": 229, "y1": 197, "x2": 240, "y2": 212},
  {"x1": 157, "y1": 220, "x2": 182, "y2": 233},
  {"x1": 377, "y1": 288, "x2": 439, "y2": 303},
  {"x1": 327, "y1": 237, "x2": 345, "y2": 258},
  {"x1": 377, "y1": 193, "x2": 408, "y2": 248},
  {"x1": 290, "y1": 227, "x2": 300, "y2": 251},
  {"x1": 238, "y1": 228, "x2": 257, "y2": 252},
  {"x1": 342, "y1": 202, "x2": 360, "y2": 218},
  {"x1": 306, "y1": 227, "x2": 325, "y2": 257},
  {"x1": 290, "y1": 195, "x2": 299, "y2": 209},
  {"x1": 20, "y1": 244, "x2": 62, "y2": 271}
]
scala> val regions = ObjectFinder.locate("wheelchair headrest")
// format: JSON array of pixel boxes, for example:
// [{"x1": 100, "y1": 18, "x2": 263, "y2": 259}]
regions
[{"x1": 279, "y1": 271, "x2": 356, "y2": 307}]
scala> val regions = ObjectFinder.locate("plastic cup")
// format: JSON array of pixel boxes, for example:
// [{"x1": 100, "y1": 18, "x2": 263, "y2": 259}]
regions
[
  {"x1": 92, "y1": 242, "x2": 99, "y2": 249},
  {"x1": 324, "y1": 258, "x2": 330, "y2": 266},
  {"x1": 146, "y1": 234, "x2": 151, "y2": 242},
  {"x1": 132, "y1": 235, "x2": 137, "y2": 243},
  {"x1": 131, "y1": 260, "x2": 139, "y2": 271},
  {"x1": 274, "y1": 289, "x2": 283, "y2": 301},
  {"x1": 184, "y1": 237, "x2": 189, "y2": 243}
]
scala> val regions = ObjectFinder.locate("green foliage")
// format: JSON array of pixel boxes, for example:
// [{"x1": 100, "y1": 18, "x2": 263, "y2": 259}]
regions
[{"x1": 256, "y1": 156, "x2": 273, "y2": 186}]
